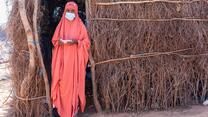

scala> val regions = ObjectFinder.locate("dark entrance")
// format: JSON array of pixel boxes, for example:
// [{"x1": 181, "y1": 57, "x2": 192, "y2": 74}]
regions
[{"x1": 39, "y1": 0, "x2": 93, "y2": 116}]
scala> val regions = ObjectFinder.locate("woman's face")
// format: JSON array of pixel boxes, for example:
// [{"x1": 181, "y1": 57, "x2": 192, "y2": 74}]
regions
[{"x1": 65, "y1": 8, "x2": 76, "y2": 21}]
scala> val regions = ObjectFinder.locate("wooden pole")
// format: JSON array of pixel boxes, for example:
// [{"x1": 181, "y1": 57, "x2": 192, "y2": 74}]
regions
[
  {"x1": 95, "y1": 0, "x2": 206, "y2": 6},
  {"x1": 89, "y1": 51, "x2": 102, "y2": 112},
  {"x1": 90, "y1": 18, "x2": 208, "y2": 22},
  {"x1": 86, "y1": 0, "x2": 102, "y2": 112},
  {"x1": 93, "y1": 48, "x2": 192, "y2": 65},
  {"x1": 18, "y1": 0, "x2": 36, "y2": 98},
  {"x1": 33, "y1": 0, "x2": 52, "y2": 116}
]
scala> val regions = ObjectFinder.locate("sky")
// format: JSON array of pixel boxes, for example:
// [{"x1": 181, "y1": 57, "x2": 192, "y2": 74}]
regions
[{"x1": 0, "y1": 0, "x2": 11, "y2": 27}]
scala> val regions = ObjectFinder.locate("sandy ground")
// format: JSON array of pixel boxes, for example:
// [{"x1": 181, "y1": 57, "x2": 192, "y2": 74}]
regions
[
  {"x1": 0, "y1": 30, "x2": 12, "y2": 117},
  {"x1": 0, "y1": 63, "x2": 11, "y2": 117},
  {"x1": 79, "y1": 105, "x2": 208, "y2": 117}
]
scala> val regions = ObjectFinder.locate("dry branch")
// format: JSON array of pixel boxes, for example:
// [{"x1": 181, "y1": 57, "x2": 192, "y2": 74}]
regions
[
  {"x1": 89, "y1": 51, "x2": 102, "y2": 112},
  {"x1": 18, "y1": 0, "x2": 36, "y2": 98},
  {"x1": 32, "y1": 0, "x2": 52, "y2": 116},
  {"x1": 96, "y1": 0, "x2": 207, "y2": 6},
  {"x1": 7, "y1": 0, "x2": 51, "y2": 116},
  {"x1": 91, "y1": 18, "x2": 208, "y2": 22}
]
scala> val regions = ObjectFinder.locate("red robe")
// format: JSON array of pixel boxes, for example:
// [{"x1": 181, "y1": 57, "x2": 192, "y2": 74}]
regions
[{"x1": 51, "y1": 2, "x2": 90, "y2": 117}]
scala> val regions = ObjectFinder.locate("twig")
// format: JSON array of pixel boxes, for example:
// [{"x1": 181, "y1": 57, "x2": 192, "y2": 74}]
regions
[
  {"x1": 174, "y1": 53, "x2": 208, "y2": 58},
  {"x1": 0, "y1": 60, "x2": 9, "y2": 64},
  {"x1": 13, "y1": 90, "x2": 46, "y2": 101},
  {"x1": 90, "y1": 18, "x2": 208, "y2": 22},
  {"x1": 96, "y1": 0, "x2": 207, "y2": 6},
  {"x1": 0, "y1": 90, "x2": 12, "y2": 107},
  {"x1": 94, "y1": 48, "x2": 192, "y2": 65}
]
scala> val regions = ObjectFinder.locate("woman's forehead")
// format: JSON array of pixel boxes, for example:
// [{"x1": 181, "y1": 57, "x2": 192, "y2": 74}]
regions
[
  {"x1": 65, "y1": 5, "x2": 77, "y2": 11},
  {"x1": 66, "y1": 9, "x2": 75, "y2": 12}
]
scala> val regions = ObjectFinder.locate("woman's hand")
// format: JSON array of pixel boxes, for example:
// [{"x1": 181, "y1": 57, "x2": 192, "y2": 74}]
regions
[
  {"x1": 67, "y1": 39, "x2": 78, "y2": 45},
  {"x1": 58, "y1": 39, "x2": 64, "y2": 45},
  {"x1": 59, "y1": 38, "x2": 78, "y2": 45}
]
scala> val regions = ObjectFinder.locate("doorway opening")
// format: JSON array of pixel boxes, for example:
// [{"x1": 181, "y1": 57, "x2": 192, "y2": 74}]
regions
[{"x1": 39, "y1": 0, "x2": 94, "y2": 115}]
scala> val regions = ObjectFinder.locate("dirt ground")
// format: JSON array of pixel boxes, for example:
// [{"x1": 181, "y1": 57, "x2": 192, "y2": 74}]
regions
[
  {"x1": 79, "y1": 106, "x2": 208, "y2": 117},
  {"x1": 0, "y1": 63, "x2": 11, "y2": 117},
  {"x1": 82, "y1": 105, "x2": 208, "y2": 117}
]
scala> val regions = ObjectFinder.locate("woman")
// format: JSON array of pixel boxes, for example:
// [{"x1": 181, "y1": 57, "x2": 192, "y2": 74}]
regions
[{"x1": 51, "y1": 2, "x2": 90, "y2": 117}]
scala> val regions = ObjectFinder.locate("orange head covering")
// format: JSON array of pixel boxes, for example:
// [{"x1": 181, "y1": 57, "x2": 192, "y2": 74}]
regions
[
  {"x1": 52, "y1": 1, "x2": 84, "y2": 46},
  {"x1": 63, "y1": 2, "x2": 78, "y2": 16}
]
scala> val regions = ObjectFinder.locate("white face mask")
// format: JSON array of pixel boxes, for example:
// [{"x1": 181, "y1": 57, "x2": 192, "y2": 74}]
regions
[{"x1": 65, "y1": 12, "x2": 75, "y2": 21}]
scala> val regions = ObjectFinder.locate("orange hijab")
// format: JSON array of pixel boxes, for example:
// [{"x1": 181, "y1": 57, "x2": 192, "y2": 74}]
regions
[
  {"x1": 51, "y1": 2, "x2": 90, "y2": 117},
  {"x1": 52, "y1": 2, "x2": 82, "y2": 44}
]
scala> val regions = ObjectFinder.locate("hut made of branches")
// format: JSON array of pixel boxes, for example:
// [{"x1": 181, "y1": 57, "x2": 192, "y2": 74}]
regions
[
  {"x1": 89, "y1": 0, "x2": 208, "y2": 112},
  {"x1": 6, "y1": 0, "x2": 208, "y2": 116}
]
